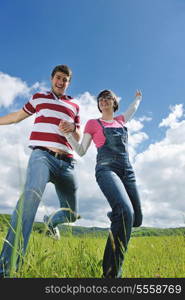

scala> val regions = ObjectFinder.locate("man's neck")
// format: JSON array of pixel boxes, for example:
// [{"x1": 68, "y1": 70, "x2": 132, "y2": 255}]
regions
[{"x1": 51, "y1": 90, "x2": 64, "y2": 99}]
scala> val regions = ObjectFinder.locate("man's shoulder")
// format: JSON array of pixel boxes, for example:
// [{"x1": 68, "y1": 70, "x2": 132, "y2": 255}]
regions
[
  {"x1": 64, "y1": 95, "x2": 78, "y2": 102},
  {"x1": 64, "y1": 95, "x2": 80, "y2": 109},
  {"x1": 63, "y1": 95, "x2": 73, "y2": 100},
  {"x1": 32, "y1": 91, "x2": 54, "y2": 100}
]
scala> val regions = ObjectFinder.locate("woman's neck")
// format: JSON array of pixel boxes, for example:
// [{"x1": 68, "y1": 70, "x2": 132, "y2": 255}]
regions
[{"x1": 101, "y1": 112, "x2": 114, "y2": 121}]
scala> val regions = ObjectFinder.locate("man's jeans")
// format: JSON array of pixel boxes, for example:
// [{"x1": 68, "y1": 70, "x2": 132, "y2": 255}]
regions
[
  {"x1": 95, "y1": 158, "x2": 142, "y2": 278},
  {"x1": 0, "y1": 148, "x2": 78, "y2": 276}
]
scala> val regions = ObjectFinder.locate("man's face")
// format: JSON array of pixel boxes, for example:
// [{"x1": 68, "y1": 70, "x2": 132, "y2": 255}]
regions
[{"x1": 51, "y1": 71, "x2": 70, "y2": 97}]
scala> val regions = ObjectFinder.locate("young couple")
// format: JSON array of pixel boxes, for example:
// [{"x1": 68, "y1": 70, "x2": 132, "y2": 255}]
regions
[{"x1": 0, "y1": 64, "x2": 142, "y2": 278}]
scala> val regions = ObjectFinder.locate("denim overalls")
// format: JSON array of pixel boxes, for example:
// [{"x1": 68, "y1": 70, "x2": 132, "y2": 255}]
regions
[{"x1": 95, "y1": 119, "x2": 142, "y2": 278}]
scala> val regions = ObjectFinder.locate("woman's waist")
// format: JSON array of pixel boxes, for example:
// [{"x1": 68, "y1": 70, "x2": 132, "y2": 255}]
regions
[
  {"x1": 96, "y1": 152, "x2": 129, "y2": 163},
  {"x1": 97, "y1": 148, "x2": 128, "y2": 158}
]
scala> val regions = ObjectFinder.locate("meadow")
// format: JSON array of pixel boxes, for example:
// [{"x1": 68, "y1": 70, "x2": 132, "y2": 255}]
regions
[{"x1": 0, "y1": 229, "x2": 184, "y2": 278}]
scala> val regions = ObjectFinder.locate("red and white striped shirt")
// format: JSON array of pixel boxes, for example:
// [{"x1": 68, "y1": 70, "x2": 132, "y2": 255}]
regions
[{"x1": 23, "y1": 91, "x2": 80, "y2": 155}]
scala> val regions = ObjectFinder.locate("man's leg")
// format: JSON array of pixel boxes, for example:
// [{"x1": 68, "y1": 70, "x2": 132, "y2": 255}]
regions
[
  {"x1": 49, "y1": 160, "x2": 79, "y2": 227},
  {"x1": 0, "y1": 149, "x2": 50, "y2": 276}
]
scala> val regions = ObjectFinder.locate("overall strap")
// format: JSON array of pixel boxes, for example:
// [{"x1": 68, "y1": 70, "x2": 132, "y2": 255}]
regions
[
  {"x1": 96, "y1": 119, "x2": 106, "y2": 137},
  {"x1": 115, "y1": 119, "x2": 126, "y2": 128},
  {"x1": 96, "y1": 118, "x2": 105, "y2": 129}
]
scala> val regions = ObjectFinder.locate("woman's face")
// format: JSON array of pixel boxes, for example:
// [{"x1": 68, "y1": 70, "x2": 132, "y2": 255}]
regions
[{"x1": 98, "y1": 94, "x2": 115, "y2": 112}]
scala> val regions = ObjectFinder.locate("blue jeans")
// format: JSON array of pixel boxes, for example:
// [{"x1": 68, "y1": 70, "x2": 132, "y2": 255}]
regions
[
  {"x1": 0, "y1": 149, "x2": 78, "y2": 276},
  {"x1": 95, "y1": 157, "x2": 142, "y2": 278}
]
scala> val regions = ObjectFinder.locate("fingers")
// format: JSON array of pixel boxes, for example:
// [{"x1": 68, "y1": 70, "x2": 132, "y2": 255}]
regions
[
  {"x1": 62, "y1": 128, "x2": 72, "y2": 133},
  {"x1": 59, "y1": 124, "x2": 70, "y2": 133},
  {"x1": 59, "y1": 120, "x2": 74, "y2": 133},
  {"x1": 59, "y1": 120, "x2": 69, "y2": 129},
  {"x1": 135, "y1": 89, "x2": 142, "y2": 97},
  {"x1": 59, "y1": 120, "x2": 66, "y2": 132},
  {"x1": 59, "y1": 119, "x2": 67, "y2": 126}
]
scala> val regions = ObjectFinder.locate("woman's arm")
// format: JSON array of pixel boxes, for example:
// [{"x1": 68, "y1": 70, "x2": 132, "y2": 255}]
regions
[
  {"x1": 65, "y1": 133, "x2": 92, "y2": 156},
  {"x1": 123, "y1": 90, "x2": 142, "y2": 122},
  {"x1": 57, "y1": 120, "x2": 81, "y2": 142},
  {"x1": 59, "y1": 120, "x2": 92, "y2": 156}
]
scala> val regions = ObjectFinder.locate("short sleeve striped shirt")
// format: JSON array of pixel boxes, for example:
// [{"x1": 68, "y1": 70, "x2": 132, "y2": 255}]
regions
[{"x1": 23, "y1": 91, "x2": 80, "y2": 155}]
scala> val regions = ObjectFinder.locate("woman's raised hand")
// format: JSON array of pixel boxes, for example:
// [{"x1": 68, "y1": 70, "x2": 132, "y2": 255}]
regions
[{"x1": 135, "y1": 90, "x2": 142, "y2": 98}]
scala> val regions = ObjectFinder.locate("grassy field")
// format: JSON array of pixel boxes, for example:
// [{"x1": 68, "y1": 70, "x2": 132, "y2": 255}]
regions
[{"x1": 0, "y1": 230, "x2": 184, "y2": 278}]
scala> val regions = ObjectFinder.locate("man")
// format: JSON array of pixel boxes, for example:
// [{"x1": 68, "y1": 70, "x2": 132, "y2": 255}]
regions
[{"x1": 0, "y1": 65, "x2": 81, "y2": 277}]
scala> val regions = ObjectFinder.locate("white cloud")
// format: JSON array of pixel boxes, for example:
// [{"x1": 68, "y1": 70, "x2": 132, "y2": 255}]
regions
[
  {"x1": 139, "y1": 116, "x2": 152, "y2": 122},
  {"x1": 127, "y1": 119, "x2": 144, "y2": 132},
  {"x1": 134, "y1": 104, "x2": 185, "y2": 228},
  {"x1": 126, "y1": 119, "x2": 149, "y2": 161},
  {"x1": 159, "y1": 104, "x2": 184, "y2": 128},
  {"x1": 0, "y1": 76, "x2": 184, "y2": 229},
  {"x1": 0, "y1": 72, "x2": 29, "y2": 107},
  {"x1": 0, "y1": 72, "x2": 47, "y2": 108}
]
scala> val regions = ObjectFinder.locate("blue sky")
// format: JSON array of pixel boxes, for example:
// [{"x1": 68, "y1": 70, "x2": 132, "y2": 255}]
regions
[
  {"x1": 1, "y1": 0, "x2": 185, "y2": 141},
  {"x1": 0, "y1": 0, "x2": 185, "y2": 228}
]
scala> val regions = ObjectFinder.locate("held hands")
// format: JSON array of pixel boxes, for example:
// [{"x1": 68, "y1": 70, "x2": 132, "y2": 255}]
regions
[{"x1": 59, "y1": 120, "x2": 75, "y2": 134}]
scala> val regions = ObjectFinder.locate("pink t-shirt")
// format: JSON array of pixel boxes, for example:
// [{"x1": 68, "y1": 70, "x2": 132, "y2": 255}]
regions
[{"x1": 84, "y1": 115, "x2": 125, "y2": 148}]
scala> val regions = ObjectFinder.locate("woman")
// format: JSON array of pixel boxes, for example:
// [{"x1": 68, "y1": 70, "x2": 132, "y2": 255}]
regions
[{"x1": 60, "y1": 89, "x2": 143, "y2": 278}]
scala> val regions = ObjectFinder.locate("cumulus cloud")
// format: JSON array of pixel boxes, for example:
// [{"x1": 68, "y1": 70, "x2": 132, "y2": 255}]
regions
[
  {"x1": 159, "y1": 104, "x2": 184, "y2": 128},
  {"x1": 0, "y1": 72, "x2": 47, "y2": 214},
  {"x1": 134, "y1": 104, "x2": 185, "y2": 228},
  {"x1": 126, "y1": 119, "x2": 149, "y2": 161},
  {"x1": 0, "y1": 72, "x2": 47, "y2": 108},
  {"x1": 0, "y1": 75, "x2": 184, "y2": 229}
]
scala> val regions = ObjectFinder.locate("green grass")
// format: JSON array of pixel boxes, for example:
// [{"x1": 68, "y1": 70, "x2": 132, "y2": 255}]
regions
[
  {"x1": 0, "y1": 230, "x2": 184, "y2": 278},
  {"x1": 123, "y1": 235, "x2": 185, "y2": 278}
]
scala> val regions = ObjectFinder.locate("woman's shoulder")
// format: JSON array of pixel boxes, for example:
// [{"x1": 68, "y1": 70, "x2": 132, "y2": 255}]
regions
[
  {"x1": 84, "y1": 119, "x2": 100, "y2": 133},
  {"x1": 86, "y1": 119, "x2": 99, "y2": 126},
  {"x1": 114, "y1": 115, "x2": 125, "y2": 122}
]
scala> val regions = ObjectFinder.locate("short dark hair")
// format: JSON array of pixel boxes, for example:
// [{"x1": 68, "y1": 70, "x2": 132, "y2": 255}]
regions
[
  {"x1": 97, "y1": 90, "x2": 119, "y2": 112},
  {"x1": 51, "y1": 65, "x2": 72, "y2": 80}
]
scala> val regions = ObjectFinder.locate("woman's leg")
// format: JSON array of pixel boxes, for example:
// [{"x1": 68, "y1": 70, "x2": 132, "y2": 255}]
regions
[
  {"x1": 96, "y1": 167, "x2": 134, "y2": 278},
  {"x1": 123, "y1": 165, "x2": 143, "y2": 227}
]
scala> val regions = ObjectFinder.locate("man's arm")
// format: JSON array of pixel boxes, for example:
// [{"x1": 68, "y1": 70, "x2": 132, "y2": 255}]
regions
[{"x1": 0, "y1": 109, "x2": 30, "y2": 125}]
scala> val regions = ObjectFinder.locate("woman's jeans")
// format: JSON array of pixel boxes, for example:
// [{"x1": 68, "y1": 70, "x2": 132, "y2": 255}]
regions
[
  {"x1": 95, "y1": 157, "x2": 142, "y2": 278},
  {"x1": 0, "y1": 149, "x2": 78, "y2": 276}
]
